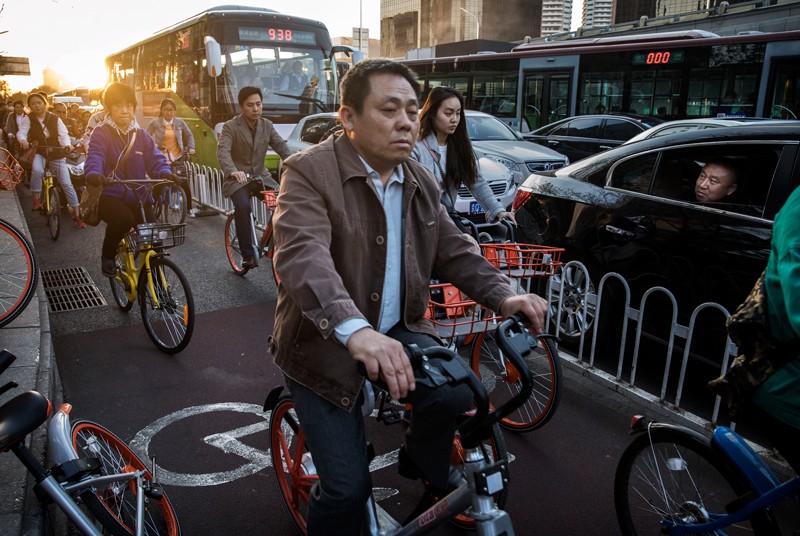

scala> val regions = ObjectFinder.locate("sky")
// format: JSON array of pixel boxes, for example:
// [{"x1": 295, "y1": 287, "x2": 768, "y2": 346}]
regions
[
  {"x1": 0, "y1": 0, "x2": 583, "y2": 94},
  {"x1": 0, "y1": 0, "x2": 380, "y2": 93}
]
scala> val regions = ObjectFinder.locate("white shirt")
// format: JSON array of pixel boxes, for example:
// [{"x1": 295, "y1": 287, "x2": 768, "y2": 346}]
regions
[
  {"x1": 334, "y1": 158, "x2": 405, "y2": 345},
  {"x1": 18, "y1": 114, "x2": 70, "y2": 147}
]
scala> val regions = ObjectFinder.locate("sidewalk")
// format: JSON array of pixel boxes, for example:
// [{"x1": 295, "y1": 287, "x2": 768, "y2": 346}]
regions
[{"x1": 0, "y1": 185, "x2": 56, "y2": 536}]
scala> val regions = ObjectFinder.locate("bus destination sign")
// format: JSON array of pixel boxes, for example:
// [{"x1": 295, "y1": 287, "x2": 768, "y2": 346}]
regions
[
  {"x1": 631, "y1": 49, "x2": 685, "y2": 66},
  {"x1": 239, "y1": 27, "x2": 317, "y2": 46}
]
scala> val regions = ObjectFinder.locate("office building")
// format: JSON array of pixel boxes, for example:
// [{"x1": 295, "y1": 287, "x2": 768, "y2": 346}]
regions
[
  {"x1": 582, "y1": 0, "x2": 614, "y2": 28},
  {"x1": 381, "y1": 0, "x2": 573, "y2": 58}
]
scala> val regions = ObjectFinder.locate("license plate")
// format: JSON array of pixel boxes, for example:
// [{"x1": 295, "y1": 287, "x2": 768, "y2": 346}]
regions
[{"x1": 469, "y1": 202, "x2": 485, "y2": 215}]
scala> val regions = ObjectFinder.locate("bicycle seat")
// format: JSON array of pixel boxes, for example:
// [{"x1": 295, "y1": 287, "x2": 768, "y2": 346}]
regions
[{"x1": 0, "y1": 390, "x2": 51, "y2": 452}]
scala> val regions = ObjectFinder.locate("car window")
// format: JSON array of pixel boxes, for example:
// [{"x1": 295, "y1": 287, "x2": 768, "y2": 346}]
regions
[
  {"x1": 467, "y1": 116, "x2": 517, "y2": 141},
  {"x1": 604, "y1": 119, "x2": 644, "y2": 142},
  {"x1": 649, "y1": 125, "x2": 701, "y2": 139},
  {"x1": 566, "y1": 118, "x2": 602, "y2": 138},
  {"x1": 607, "y1": 153, "x2": 658, "y2": 193},
  {"x1": 626, "y1": 144, "x2": 786, "y2": 216}
]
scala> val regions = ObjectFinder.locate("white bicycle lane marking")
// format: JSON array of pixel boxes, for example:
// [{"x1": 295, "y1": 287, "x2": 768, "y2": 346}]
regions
[
  {"x1": 130, "y1": 402, "x2": 514, "y2": 488},
  {"x1": 130, "y1": 402, "x2": 272, "y2": 487}
]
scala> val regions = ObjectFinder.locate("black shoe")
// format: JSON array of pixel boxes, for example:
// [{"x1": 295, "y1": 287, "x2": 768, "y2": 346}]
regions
[
  {"x1": 243, "y1": 256, "x2": 258, "y2": 269},
  {"x1": 101, "y1": 258, "x2": 116, "y2": 277},
  {"x1": 397, "y1": 446, "x2": 465, "y2": 492}
]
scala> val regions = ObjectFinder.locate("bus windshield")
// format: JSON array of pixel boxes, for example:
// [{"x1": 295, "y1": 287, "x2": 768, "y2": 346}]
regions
[{"x1": 219, "y1": 37, "x2": 334, "y2": 120}]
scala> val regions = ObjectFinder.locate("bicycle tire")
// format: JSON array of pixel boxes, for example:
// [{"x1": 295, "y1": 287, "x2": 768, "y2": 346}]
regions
[
  {"x1": 224, "y1": 214, "x2": 249, "y2": 276},
  {"x1": 270, "y1": 395, "x2": 315, "y2": 535},
  {"x1": 47, "y1": 186, "x2": 60, "y2": 240},
  {"x1": 470, "y1": 331, "x2": 561, "y2": 432},
  {"x1": 137, "y1": 256, "x2": 194, "y2": 354},
  {"x1": 109, "y1": 248, "x2": 134, "y2": 312},
  {"x1": 450, "y1": 421, "x2": 508, "y2": 528},
  {"x1": 71, "y1": 420, "x2": 181, "y2": 536},
  {"x1": 161, "y1": 185, "x2": 187, "y2": 225},
  {"x1": 0, "y1": 219, "x2": 38, "y2": 328},
  {"x1": 614, "y1": 426, "x2": 778, "y2": 535},
  {"x1": 262, "y1": 222, "x2": 279, "y2": 286}
]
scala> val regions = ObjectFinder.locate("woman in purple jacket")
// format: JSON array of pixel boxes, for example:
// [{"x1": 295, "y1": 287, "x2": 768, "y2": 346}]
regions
[{"x1": 85, "y1": 83, "x2": 174, "y2": 277}]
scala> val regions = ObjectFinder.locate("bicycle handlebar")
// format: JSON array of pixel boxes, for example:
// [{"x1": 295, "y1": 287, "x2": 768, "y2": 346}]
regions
[{"x1": 404, "y1": 313, "x2": 536, "y2": 448}]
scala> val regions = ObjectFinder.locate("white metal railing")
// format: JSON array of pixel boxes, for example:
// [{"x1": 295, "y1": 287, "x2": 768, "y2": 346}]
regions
[
  {"x1": 547, "y1": 260, "x2": 740, "y2": 429},
  {"x1": 188, "y1": 162, "x2": 273, "y2": 229}
]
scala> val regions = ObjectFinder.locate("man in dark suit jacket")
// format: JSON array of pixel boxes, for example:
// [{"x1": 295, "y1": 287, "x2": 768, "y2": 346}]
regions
[{"x1": 217, "y1": 86, "x2": 293, "y2": 269}]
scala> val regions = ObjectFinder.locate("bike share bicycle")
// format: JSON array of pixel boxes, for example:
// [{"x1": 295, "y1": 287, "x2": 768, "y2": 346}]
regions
[
  {"x1": 439, "y1": 217, "x2": 565, "y2": 432},
  {"x1": 614, "y1": 414, "x2": 800, "y2": 534},
  {"x1": 154, "y1": 152, "x2": 192, "y2": 225},
  {"x1": 0, "y1": 149, "x2": 38, "y2": 328},
  {"x1": 223, "y1": 180, "x2": 279, "y2": 284},
  {"x1": 0, "y1": 349, "x2": 180, "y2": 535},
  {"x1": 266, "y1": 314, "x2": 539, "y2": 536},
  {"x1": 105, "y1": 178, "x2": 195, "y2": 354}
]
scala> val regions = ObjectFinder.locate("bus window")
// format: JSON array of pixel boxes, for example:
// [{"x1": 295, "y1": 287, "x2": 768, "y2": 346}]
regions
[
  {"x1": 580, "y1": 72, "x2": 624, "y2": 115},
  {"x1": 771, "y1": 62, "x2": 799, "y2": 119},
  {"x1": 474, "y1": 74, "x2": 517, "y2": 118},
  {"x1": 631, "y1": 70, "x2": 681, "y2": 117}
]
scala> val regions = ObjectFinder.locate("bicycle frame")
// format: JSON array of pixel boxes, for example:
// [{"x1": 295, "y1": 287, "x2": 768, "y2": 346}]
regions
[
  {"x1": 115, "y1": 243, "x2": 167, "y2": 309},
  {"x1": 633, "y1": 419, "x2": 800, "y2": 535},
  {"x1": 2, "y1": 350, "x2": 155, "y2": 536},
  {"x1": 363, "y1": 448, "x2": 514, "y2": 536}
]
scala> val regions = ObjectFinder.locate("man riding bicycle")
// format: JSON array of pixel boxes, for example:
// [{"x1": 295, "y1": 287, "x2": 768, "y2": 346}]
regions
[
  {"x1": 270, "y1": 59, "x2": 549, "y2": 535},
  {"x1": 217, "y1": 86, "x2": 293, "y2": 270}
]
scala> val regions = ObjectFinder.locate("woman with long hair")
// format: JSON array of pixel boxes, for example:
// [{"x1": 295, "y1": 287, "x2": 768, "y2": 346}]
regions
[
  {"x1": 411, "y1": 86, "x2": 515, "y2": 227},
  {"x1": 16, "y1": 93, "x2": 84, "y2": 227},
  {"x1": 146, "y1": 98, "x2": 196, "y2": 213}
]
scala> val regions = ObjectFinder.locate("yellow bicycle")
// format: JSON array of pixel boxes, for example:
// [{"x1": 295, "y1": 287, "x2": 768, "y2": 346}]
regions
[
  {"x1": 40, "y1": 164, "x2": 61, "y2": 240},
  {"x1": 107, "y1": 179, "x2": 195, "y2": 354}
]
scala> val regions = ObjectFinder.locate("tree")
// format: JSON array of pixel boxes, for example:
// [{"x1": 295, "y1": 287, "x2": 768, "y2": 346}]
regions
[{"x1": 0, "y1": 78, "x2": 9, "y2": 100}]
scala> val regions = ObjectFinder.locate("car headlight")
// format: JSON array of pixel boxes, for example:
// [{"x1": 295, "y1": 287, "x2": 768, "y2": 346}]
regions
[{"x1": 482, "y1": 153, "x2": 520, "y2": 173}]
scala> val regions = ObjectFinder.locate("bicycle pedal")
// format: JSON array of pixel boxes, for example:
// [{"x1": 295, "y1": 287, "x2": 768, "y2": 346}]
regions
[{"x1": 378, "y1": 407, "x2": 404, "y2": 425}]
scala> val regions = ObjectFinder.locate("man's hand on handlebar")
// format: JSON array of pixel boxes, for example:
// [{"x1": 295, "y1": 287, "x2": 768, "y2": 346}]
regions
[
  {"x1": 499, "y1": 293, "x2": 548, "y2": 334},
  {"x1": 231, "y1": 171, "x2": 248, "y2": 184},
  {"x1": 347, "y1": 328, "x2": 416, "y2": 400}
]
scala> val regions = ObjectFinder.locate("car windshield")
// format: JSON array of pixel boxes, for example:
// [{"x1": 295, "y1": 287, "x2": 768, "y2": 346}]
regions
[{"x1": 467, "y1": 115, "x2": 518, "y2": 141}]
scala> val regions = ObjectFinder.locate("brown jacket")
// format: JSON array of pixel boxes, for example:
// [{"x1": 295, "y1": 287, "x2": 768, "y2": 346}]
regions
[
  {"x1": 270, "y1": 133, "x2": 517, "y2": 410},
  {"x1": 216, "y1": 114, "x2": 292, "y2": 197}
]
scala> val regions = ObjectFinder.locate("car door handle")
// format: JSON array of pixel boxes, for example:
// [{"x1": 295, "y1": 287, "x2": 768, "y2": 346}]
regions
[
  {"x1": 604, "y1": 225, "x2": 635, "y2": 239},
  {"x1": 547, "y1": 140, "x2": 559, "y2": 146},
  {"x1": 598, "y1": 145, "x2": 612, "y2": 150}
]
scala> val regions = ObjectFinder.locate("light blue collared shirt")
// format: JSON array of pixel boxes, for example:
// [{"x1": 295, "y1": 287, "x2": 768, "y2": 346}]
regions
[{"x1": 334, "y1": 159, "x2": 405, "y2": 345}]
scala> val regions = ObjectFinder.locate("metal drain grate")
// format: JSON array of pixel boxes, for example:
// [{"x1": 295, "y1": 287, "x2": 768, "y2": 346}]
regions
[{"x1": 42, "y1": 267, "x2": 107, "y2": 313}]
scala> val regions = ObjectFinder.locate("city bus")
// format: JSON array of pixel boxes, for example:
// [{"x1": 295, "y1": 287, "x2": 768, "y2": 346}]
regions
[
  {"x1": 105, "y1": 5, "x2": 360, "y2": 171},
  {"x1": 402, "y1": 29, "x2": 800, "y2": 132}
]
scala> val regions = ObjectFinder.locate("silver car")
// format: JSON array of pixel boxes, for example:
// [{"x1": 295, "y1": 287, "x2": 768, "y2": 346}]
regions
[{"x1": 464, "y1": 110, "x2": 569, "y2": 185}]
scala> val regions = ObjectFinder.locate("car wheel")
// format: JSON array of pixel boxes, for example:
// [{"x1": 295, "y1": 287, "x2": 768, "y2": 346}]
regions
[{"x1": 548, "y1": 262, "x2": 597, "y2": 347}]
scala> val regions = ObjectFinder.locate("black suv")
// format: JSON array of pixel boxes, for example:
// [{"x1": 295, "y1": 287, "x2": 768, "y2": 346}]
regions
[
  {"x1": 524, "y1": 114, "x2": 664, "y2": 163},
  {"x1": 513, "y1": 124, "x2": 800, "y2": 372}
]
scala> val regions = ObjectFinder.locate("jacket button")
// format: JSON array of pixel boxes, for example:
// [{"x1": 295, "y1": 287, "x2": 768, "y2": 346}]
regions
[
  {"x1": 341, "y1": 397, "x2": 350, "y2": 406},
  {"x1": 376, "y1": 236, "x2": 385, "y2": 245},
  {"x1": 371, "y1": 293, "x2": 380, "y2": 302},
  {"x1": 319, "y1": 318, "x2": 329, "y2": 329}
]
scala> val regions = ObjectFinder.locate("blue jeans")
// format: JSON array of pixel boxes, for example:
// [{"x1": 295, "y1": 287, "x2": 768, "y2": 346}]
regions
[{"x1": 286, "y1": 325, "x2": 472, "y2": 535}]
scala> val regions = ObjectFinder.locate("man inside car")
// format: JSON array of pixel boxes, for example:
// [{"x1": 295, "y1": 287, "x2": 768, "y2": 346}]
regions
[{"x1": 694, "y1": 158, "x2": 739, "y2": 203}]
